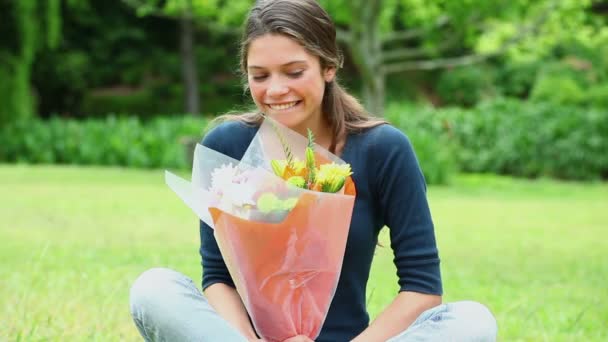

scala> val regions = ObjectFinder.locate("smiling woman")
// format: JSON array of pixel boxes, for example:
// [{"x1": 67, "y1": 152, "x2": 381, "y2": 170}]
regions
[
  {"x1": 246, "y1": 34, "x2": 335, "y2": 142},
  {"x1": 212, "y1": 0, "x2": 388, "y2": 156},
  {"x1": 128, "y1": 1, "x2": 497, "y2": 341}
]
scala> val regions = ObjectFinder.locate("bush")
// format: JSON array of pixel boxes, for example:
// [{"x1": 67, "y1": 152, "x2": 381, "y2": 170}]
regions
[
  {"x1": 494, "y1": 61, "x2": 542, "y2": 99},
  {"x1": 586, "y1": 83, "x2": 608, "y2": 109},
  {"x1": 80, "y1": 81, "x2": 246, "y2": 119},
  {"x1": 386, "y1": 103, "x2": 458, "y2": 185},
  {"x1": 4, "y1": 101, "x2": 607, "y2": 182},
  {"x1": 406, "y1": 128, "x2": 457, "y2": 185},
  {"x1": 530, "y1": 74, "x2": 586, "y2": 106},
  {"x1": 80, "y1": 86, "x2": 183, "y2": 119},
  {"x1": 526, "y1": 35, "x2": 608, "y2": 108},
  {"x1": 0, "y1": 116, "x2": 209, "y2": 170},
  {"x1": 386, "y1": 99, "x2": 608, "y2": 181},
  {"x1": 435, "y1": 66, "x2": 498, "y2": 107},
  {"x1": 459, "y1": 99, "x2": 608, "y2": 180},
  {"x1": 530, "y1": 76, "x2": 608, "y2": 109}
]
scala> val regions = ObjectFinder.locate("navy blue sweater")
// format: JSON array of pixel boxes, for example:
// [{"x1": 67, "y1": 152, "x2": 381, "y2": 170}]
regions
[{"x1": 199, "y1": 121, "x2": 442, "y2": 342}]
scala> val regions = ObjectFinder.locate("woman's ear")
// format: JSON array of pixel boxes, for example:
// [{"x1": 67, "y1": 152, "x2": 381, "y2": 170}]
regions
[{"x1": 324, "y1": 67, "x2": 336, "y2": 83}]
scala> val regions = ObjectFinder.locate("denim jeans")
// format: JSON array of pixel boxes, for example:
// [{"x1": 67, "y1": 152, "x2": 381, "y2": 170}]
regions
[{"x1": 130, "y1": 268, "x2": 497, "y2": 342}]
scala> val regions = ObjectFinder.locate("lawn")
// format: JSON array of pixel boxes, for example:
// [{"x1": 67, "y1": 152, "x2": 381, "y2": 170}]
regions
[{"x1": 1, "y1": 165, "x2": 606, "y2": 341}]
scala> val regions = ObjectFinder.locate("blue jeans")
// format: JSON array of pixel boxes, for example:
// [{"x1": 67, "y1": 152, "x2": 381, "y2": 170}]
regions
[{"x1": 130, "y1": 268, "x2": 497, "y2": 342}]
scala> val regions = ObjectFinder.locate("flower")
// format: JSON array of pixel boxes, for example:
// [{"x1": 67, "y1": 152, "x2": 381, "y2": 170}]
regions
[
  {"x1": 269, "y1": 124, "x2": 353, "y2": 194},
  {"x1": 287, "y1": 176, "x2": 306, "y2": 189},
  {"x1": 315, "y1": 164, "x2": 353, "y2": 193},
  {"x1": 210, "y1": 163, "x2": 256, "y2": 209},
  {"x1": 271, "y1": 159, "x2": 307, "y2": 179},
  {"x1": 316, "y1": 163, "x2": 352, "y2": 181},
  {"x1": 256, "y1": 193, "x2": 298, "y2": 213},
  {"x1": 210, "y1": 163, "x2": 238, "y2": 196},
  {"x1": 256, "y1": 193, "x2": 280, "y2": 213}
]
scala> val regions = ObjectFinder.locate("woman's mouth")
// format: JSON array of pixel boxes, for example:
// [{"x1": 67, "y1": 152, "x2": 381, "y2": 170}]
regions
[{"x1": 267, "y1": 101, "x2": 301, "y2": 111}]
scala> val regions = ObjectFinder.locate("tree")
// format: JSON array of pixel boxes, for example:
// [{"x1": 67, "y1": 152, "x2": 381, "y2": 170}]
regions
[
  {"x1": 122, "y1": 0, "x2": 248, "y2": 115},
  {"x1": 320, "y1": 0, "x2": 572, "y2": 115},
  {"x1": 122, "y1": 0, "x2": 595, "y2": 116},
  {"x1": 0, "y1": 0, "x2": 61, "y2": 126},
  {"x1": 122, "y1": 0, "x2": 200, "y2": 114}
]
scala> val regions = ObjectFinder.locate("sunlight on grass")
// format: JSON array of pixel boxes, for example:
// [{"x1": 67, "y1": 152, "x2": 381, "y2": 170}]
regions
[{"x1": 1, "y1": 166, "x2": 607, "y2": 341}]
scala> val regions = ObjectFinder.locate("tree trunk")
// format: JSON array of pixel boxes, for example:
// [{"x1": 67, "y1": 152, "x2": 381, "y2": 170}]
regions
[
  {"x1": 179, "y1": 2, "x2": 200, "y2": 115},
  {"x1": 4, "y1": 0, "x2": 38, "y2": 125},
  {"x1": 362, "y1": 72, "x2": 385, "y2": 117},
  {"x1": 346, "y1": 0, "x2": 386, "y2": 116}
]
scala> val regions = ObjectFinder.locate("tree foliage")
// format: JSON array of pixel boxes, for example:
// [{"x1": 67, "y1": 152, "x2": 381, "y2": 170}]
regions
[
  {"x1": 315, "y1": 0, "x2": 593, "y2": 114},
  {"x1": 0, "y1": 0, "x2": 61, "y2": 126},
  {"x1": 1, "y1": 0, "x2": 605, "y2": 120}
]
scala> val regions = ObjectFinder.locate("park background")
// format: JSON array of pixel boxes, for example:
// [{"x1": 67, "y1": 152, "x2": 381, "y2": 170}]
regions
[{"x1": 1, "y1": 0, "x2": 607, "y2": 340}]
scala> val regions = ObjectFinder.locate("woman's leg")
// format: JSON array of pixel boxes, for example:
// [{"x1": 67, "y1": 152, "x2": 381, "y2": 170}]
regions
[
  {"x1": 386, "y1": 301, "x2": 497, "y2": 342},
  {"x1": 129, "y1": 267, "x2": 248, "y2": 342}
]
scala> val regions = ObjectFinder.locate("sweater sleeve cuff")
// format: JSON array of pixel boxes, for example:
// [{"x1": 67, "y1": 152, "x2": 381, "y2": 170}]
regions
[
  {"x1": 397, "y1": 261, "x2": 443, "y2": 295},
  {"x1": 202, "y1": 278, "x2": 236, "y2": 292}
]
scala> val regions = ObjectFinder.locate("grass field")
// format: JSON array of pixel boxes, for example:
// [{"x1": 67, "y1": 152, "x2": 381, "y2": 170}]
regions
[{"x1": 1, "y1": 165, "x2": 607, "y2": 341}]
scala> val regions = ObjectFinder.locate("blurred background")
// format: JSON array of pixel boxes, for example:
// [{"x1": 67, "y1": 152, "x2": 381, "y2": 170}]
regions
[
  {"x1": 1, "y1": 0, "x2": 607, "y2": 341},
  {"x1": 0, "y1": 0, "x2": 606, "y2": 181}
]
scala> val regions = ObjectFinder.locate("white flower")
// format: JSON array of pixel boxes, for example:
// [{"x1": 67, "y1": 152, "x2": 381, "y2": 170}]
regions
[
  {"x1": 210, "y1": 164, "x2": 256, "y2": 212},
  {"x1": 210, "y1": 163, "x2": 239, "y2": 196},
  {"x1": 225, "y1": 182, "x2": 256, "y2": 207}
]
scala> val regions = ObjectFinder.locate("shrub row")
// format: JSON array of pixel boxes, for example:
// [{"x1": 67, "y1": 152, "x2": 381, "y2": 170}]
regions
[
  {"x1": 0, "y1": 116, "x2": 208, "y2": 169},
  {"x1": 387, "y1": 99, "x2": 608, "y2": 181},
  {"x1": 0, "y1": 114, "x2": 455, "y2": 184},
  {"x1": 2, "y1": 98, "x2": 605, "y2": 182}
]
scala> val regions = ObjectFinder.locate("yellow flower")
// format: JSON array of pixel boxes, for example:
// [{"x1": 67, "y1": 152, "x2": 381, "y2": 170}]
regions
[
  {"x1": 270, "y1": 160, "x2": 286, "y2": 178},
  {"x1": 315, "y1": 163, "x2": 353, "y2": 193},
  {"x1": 316, "y1": 163, "x2": 352, "y2": 181},
  {"x1": 286, "y1": 176, "x2": 306, "y2": 189},
  {"x1": 270, "y1": 159, "x2": 306, "y2": 179},
  {"x1": 291, "y1": 160, "x2": 306, "y2": 175},
  {"x1": 256, "y1": 193, "x2": 279, "y2": 213}
]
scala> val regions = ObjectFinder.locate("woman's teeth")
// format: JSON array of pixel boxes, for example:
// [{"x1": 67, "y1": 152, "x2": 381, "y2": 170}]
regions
[{"x1": 268, "y1": 101, "x2": 298, "y2": 110}]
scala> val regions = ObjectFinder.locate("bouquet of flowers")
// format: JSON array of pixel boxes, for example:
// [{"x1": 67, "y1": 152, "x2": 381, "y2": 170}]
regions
[{"x1": 165, "y1": 117, "x2": 356, "y2": 341}]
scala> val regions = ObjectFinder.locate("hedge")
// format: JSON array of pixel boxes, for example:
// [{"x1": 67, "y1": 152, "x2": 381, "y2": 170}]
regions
[
  {"x1": 0, "y1": 116, "x2": 208, "y2": 170},
  {"x1": 387, "y1": 99, "x2": 608, "y2": 181},
  {"x1": 2, "y1": 98, "x2": 606, "y2": 182}
]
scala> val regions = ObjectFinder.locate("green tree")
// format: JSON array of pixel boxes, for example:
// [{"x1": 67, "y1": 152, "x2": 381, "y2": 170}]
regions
[
  {"x1": 122, "y1": 0, "x2": 249, "y2": 115},
  {"x1": 319, "y1": 0, "x2": 575, "y2": 115},
  {"x1": 122, "y1": 0, "x2": 596, "y2": 116},
  {"x1": 0, "y1": 0, "x2": 61, "y2": 126}
]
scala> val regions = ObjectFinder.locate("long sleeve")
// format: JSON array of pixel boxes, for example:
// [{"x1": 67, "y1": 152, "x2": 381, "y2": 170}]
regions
[{"x1": 371, "y1": 125, "x2": 442, "y2": 295}]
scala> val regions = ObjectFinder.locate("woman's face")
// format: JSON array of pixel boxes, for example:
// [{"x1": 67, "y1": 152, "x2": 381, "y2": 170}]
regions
[{"x1": 246, "y1": 34, "x2": 335, "y2": 134}]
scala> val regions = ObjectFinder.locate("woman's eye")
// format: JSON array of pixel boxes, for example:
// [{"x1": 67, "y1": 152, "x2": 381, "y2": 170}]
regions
[
  {"x1": 252, "y1": 75, "x2": 268, "y2": 81},
  {"x1": 287, "y1": 70, "x2": 304, "y2": 79}
]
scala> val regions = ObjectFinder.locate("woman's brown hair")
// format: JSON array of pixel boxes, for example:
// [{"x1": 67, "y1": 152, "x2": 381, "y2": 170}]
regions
[{"x1": 214, "y1": 0, "x2": 386, "y2": 153}]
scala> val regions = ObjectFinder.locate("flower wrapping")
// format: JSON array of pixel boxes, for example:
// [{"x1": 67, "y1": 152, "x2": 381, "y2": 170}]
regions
[{"x1": 166, "y1": 117, "x2": 356, "y2": 341}]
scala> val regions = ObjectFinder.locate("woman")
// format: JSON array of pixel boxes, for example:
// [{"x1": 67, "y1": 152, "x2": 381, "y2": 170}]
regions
[{"x1": 130, "y1": 0, "x2": 497, "y2": 341}]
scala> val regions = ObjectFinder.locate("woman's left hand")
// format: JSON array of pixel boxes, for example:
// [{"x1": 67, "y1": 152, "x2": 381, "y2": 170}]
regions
[{"x1": 282, "y1": 335, "x2": 314, "y2": 342}]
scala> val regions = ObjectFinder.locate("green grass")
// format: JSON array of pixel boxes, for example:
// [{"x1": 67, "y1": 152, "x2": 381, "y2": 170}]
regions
[{"x1": 1, "y1": 165, "x2": 607, "y2": 341}]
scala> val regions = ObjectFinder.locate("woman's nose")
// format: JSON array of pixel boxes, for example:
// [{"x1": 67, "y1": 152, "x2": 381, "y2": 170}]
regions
[{"x1": 267, "y1": 79, "x2": 289, "y2": 97}]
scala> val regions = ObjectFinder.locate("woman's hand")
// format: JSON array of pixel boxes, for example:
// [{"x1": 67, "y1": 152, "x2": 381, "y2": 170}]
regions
[{"x1": 282, "y1": 335, "x2": 314, "y2": 342}]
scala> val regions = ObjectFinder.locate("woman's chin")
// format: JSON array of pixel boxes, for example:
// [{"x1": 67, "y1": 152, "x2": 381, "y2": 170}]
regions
[{"x1": 269, "y1": 114, "x2": 303, "y2": 130}]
